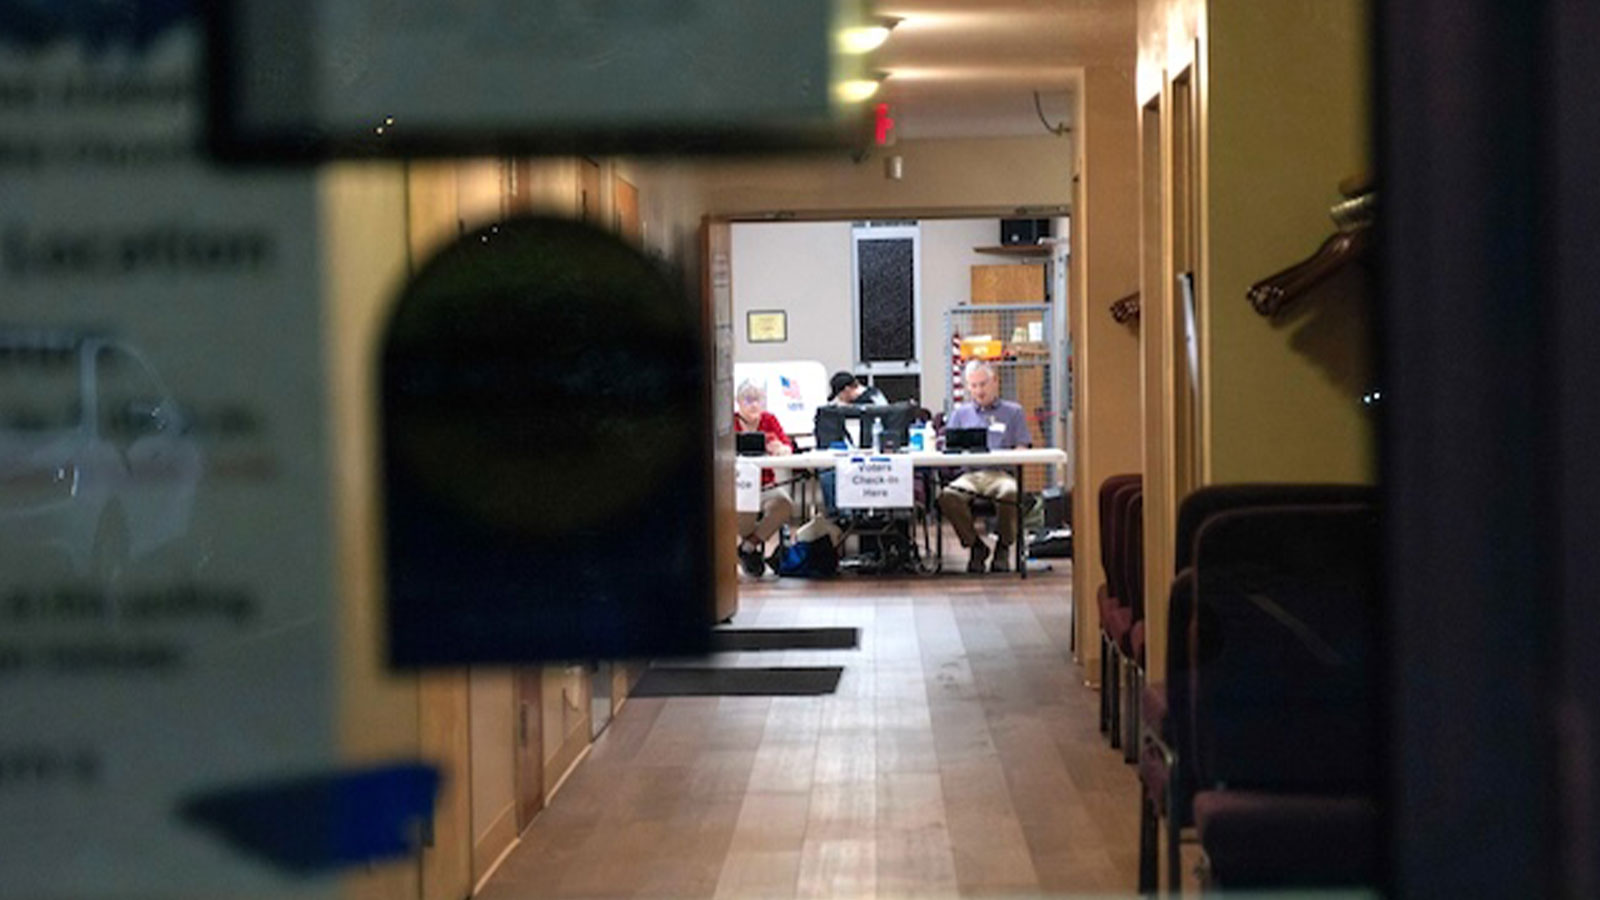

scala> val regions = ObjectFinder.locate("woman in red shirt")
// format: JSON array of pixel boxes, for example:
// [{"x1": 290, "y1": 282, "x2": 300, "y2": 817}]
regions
[{"x1": 734, "y1": 380, "x2": 795, "y2": 576}]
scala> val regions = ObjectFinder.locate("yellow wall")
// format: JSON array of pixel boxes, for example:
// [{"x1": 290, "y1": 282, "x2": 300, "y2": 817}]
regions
[
  {"x1": 1133, "y1": 0, "x2": 1372, "y2": 681},
  {"x1": 1204, "y1": 0, "x2": 1374, "y2": 484},
  {"x1": 695, "y1": 135, "x2": 1073, "y2": 216},
  {"x1": 1069, "y1": 65, "x2": 1144, "y2": 668}
]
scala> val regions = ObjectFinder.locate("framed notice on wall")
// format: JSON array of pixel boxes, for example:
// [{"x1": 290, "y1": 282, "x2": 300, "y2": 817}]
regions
[{"x1": 747, "y1": 310, "x2": 787, "y2": 343}]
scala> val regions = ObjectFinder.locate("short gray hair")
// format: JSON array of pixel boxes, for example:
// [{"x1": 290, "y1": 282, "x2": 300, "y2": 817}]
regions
[
  {"x1": 735, "y1": 379, "x2": 765, "y2": 403},
  {"x1": 963, "y1": 359, "x2": 996, "y2": 382}
]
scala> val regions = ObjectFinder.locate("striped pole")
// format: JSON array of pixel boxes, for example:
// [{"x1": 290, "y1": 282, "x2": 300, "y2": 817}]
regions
[{"x1": 951, "y1": 332, "x2": 965, "y2": 405}]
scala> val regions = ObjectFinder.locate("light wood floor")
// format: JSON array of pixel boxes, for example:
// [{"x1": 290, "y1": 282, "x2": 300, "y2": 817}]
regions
[{"x1": 479, "y1": 554, "x2": 1156, "y2": 898}]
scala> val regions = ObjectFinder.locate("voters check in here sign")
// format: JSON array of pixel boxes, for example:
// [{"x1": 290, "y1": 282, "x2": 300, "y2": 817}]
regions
[{"x1": 835, "y1": 455, "x2": 914, "y2": 510}]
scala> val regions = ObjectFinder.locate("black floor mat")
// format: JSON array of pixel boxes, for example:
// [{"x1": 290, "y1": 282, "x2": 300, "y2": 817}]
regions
[
  {"x1": 630, "y1": 666, "x2": 843, "y2": 697},
  {"x1": 709, "y1": 627, "x2": 859, "y2": 652}
]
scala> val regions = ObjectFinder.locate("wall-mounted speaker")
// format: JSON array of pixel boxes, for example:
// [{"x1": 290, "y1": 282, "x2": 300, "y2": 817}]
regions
[{"x1": 1000, "y1": 218, "x2": 1052, "y2": 246}]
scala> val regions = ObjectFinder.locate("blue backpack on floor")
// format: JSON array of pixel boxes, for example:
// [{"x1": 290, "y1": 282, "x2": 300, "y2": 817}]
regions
[{"x1": 776, "y1": 536, "x2": 838, "y2": 578}]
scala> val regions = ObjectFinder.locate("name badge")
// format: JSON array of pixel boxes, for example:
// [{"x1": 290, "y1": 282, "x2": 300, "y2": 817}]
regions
[{"x1": 988, "y1": 421, "x2": 1007, "y2": 434}]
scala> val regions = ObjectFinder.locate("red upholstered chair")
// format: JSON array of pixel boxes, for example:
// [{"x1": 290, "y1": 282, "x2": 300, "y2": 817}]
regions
[
  {"x1": 1186, "y1": 503, "x2": 1380, "y2": 891},
  {"x1": 1096, "y1": 474, "x2": 1141, "y2": 742},
  {"x1": 1136, "y1": 483, "x2": 1378, "y2": 895}
]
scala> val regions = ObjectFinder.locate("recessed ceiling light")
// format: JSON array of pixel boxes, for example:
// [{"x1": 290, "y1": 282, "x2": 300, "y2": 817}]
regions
[
  {"x1": 836, "y1": 16, "x2": 900, "y2": 54},
  {"x1": 835, "y1": 74, "x2": 888, "y2": 104}
]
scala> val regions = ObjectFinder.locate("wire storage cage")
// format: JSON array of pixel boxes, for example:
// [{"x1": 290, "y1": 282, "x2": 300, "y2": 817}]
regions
[{"x1": 944, "y1": 303, "x2": 1059, "y2": 494}]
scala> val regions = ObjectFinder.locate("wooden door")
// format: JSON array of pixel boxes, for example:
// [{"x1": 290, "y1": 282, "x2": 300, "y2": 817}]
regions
[
  {"x1": 578, "y1": 158, "x2": 603, "y2": 226},
  {"x1": 514, "y1": 667, "x2": 543, "y2": 831},
  {"x1": 613, "y1": 175, "x2": 641, "y2": 245},
  {"x1": 704, "y1": 218, "x2": 738, "y2": 622}
]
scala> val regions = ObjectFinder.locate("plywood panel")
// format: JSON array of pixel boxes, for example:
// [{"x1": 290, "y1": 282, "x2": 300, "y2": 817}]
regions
[
  {"x1": 966, "y1": 265, "x2": 1046, "y2": 352},
  {"x1": 971, "y1": 264, "x2": 1046, "y2": 303}
]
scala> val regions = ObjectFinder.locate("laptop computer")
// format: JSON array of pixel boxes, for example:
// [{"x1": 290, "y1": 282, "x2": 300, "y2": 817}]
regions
[
  {"x1": 944, "y1": 427, "x2": 990, "y2": 452},
  {"x1": 736, "y1": 432, "x2": 767, "y2": 456}
]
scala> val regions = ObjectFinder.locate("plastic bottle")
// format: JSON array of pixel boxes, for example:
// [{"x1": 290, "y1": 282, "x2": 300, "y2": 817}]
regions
[{"x1": 871, "y1": 417, "x2": 884, "y2": 452}]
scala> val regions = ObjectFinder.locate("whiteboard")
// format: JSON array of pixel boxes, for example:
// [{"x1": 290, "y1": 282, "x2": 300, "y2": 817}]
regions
[{"x1": 732, "y1": 360, "x2": 829, "y2": 438}]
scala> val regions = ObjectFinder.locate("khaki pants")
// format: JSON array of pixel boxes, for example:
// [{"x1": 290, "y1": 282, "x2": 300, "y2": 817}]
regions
[
  {"x1": 937, "y1": 469, "x2": 1019, "y2": 548},
  {"x1": 738, "y1": 488, "x2": 794, "y2": 546}
]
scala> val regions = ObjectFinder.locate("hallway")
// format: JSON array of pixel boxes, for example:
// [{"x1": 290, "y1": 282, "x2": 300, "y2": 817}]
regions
[{"x1": 477, "y1": 565, "x2": 1145, "y2": 898}]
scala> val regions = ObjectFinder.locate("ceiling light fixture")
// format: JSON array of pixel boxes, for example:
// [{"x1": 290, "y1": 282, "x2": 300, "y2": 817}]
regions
[
  {"x1": 836, "y1": 72, "x2": 888, "y2": 104},
  {"x1": 837, "y1": 16, "x2": 901, "y2": 55}
]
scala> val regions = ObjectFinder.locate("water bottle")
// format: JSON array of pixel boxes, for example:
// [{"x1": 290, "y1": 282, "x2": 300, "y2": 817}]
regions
[{"x1": 871, "y1": 417, "x2": 884, "y2": 452}]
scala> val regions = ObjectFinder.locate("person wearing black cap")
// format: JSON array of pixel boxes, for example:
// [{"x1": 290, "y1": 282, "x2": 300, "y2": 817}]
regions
[
  {"x1": 815, "y1": 371, "x2": 888, "y2": 520},
  {"x1": 829, "y1": 371, "x2": 863, "y2": 404},
  {"x1": 828, "y1": 371, "x2": 886, "y2": 406}
]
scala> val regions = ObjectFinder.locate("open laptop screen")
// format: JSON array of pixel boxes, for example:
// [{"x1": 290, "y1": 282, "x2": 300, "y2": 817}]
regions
[{"x1": 945, "y1": 427, "x2": 990, "y2": 452}]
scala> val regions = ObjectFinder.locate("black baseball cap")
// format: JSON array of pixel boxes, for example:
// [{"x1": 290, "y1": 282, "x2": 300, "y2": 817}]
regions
[{"x1": 829, "y1": 371, "x2": 860, "y2": 400}]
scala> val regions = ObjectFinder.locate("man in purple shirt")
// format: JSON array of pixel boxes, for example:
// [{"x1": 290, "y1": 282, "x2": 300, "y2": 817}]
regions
[{"x1": 939, "y1": 360, "x2": 1033, "y2": 572}]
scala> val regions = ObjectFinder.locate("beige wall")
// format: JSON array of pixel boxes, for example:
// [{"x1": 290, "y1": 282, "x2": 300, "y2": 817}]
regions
[
  {"x1": 1069, "y1": 65, "x2": 1144, "y2": 668},
  {"x1": 922, "y1": 219, "x2": 1010, "y2": 414},
  {"x1": 697, "y1": 136, "x2": 1073, "y2": 217},
  {"x1": 729, "y1": 218, "x2": 996, "y2": 413},
  {"x1": 731, "y1": 221, "x2": 853, "y2": 371},
  {"x1": 320, "y1": 162, "x2": 423, "y2": 900}
]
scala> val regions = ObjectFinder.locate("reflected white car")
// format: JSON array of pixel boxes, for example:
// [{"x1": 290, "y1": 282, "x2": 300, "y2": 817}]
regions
[{"x1": 0, "y1": 330, "x2": 202, "y2": 582}]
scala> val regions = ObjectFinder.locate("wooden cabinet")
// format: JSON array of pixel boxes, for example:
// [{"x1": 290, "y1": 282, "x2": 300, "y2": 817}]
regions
[{"x1": 971, "y1": 262, "x2": 1047, "y2": 304}]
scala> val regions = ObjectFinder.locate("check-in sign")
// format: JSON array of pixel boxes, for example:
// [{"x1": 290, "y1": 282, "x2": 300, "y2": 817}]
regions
[
  {"x1": 836, "y1": 455, "x2": 913, "y2": 509},
  {"x1": 736, "y1": 462, "x2": 761, "y2": 512}
]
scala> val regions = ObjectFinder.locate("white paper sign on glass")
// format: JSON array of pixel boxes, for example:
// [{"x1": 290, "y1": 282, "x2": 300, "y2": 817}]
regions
[
  {"x1": 835, "y1": 455, "x2": 914, "y2": 510},
  {"x1": 0, "y1": 15, "x2": 338, "y2": 895},
  {"x1": 735, "y1": 462, "x2": 761, "y2": 513}
]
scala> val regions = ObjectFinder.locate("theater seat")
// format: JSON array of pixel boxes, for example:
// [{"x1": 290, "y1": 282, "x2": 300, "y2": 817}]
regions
[
  {"x1": 1193, "y1": 791, "x2": 1379, "y2": 889},
  {"x1": 1136, "y1": 483, "x2": 1379, "y2": 895}
]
